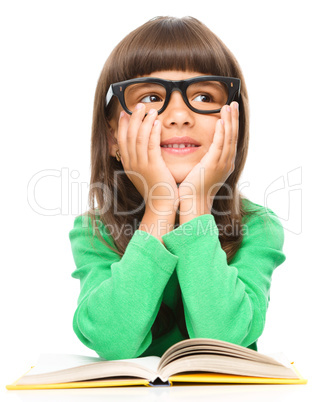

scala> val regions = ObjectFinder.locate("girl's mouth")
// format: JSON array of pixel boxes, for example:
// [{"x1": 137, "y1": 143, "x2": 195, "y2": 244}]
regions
[{"x1": 161, "y1": 144, "x2": 200, "y2": 155}]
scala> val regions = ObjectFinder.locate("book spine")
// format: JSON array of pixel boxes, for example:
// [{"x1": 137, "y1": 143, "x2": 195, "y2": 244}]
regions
[{"x1": 148, "y1": 378, "x2": 171, "y2": 387}]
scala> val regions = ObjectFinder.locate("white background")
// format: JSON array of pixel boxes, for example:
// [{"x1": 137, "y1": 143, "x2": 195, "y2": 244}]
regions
[{"x1": 1, "y1": 1, "x2": 328, "y2": 400}]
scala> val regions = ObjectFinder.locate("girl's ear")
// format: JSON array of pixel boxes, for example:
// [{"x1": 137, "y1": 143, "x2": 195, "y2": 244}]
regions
[{"x1": 107, "y1": 120, "x2": 119, "y2": 157}]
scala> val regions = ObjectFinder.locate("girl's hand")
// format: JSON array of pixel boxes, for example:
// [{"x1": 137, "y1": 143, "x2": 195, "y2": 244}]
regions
[
  {"x1": 178, "y1": 101, "x2": 239, "y2": 212},
  {"x1": 117, "y1": 104, "x2": 179, "y2": 213}
]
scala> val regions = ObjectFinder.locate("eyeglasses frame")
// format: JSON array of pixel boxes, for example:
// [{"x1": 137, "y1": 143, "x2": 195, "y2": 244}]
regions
[{"x1": 105, "y1": 75, "x2": 241, "y2": 115}]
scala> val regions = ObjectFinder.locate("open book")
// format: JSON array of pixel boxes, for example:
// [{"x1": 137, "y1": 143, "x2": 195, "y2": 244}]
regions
[{"x1": 6, "y1": 338, "x2": 307, "y2": 389}]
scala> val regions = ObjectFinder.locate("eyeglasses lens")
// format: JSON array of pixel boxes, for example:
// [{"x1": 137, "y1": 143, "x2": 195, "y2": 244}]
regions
[
  {"x1": 124, "y1": 81, "x2": 229, "y2": 113},
  {"x1": 124, "y1": 83, "x2": 166, "y2": 113},
  {"x1": 187, "y1": 81, "x2": 229, "y2": 111}
]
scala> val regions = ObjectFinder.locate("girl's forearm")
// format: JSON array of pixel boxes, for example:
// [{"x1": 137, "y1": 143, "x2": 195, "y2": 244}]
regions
[
  {"x1": 70, "y1": 215, "x2": 179, "y2": 360},
  {"x1": 178, "y1": 198, "x2": 212, "y2": 225},
  {"x1": 162, "y1": 211, "x2": 286, "y2": 348}
]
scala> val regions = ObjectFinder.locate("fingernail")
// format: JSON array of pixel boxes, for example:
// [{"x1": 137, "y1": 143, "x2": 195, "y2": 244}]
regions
[
  {"x1": 148, "y1": 108, "x2": 156, "y2": 115},
  {"x1": 234, "y1": 102, "x2": 239, "y2": 110},
  {"x1": 120, "y1": 111, "x2": 125, "y2": 118},
  {"x1": 135, "y1": 103, "x2": 143, "y2": 110},
  {"x1": 227, "y1": 106, "x2": 231, "y2": 113}
]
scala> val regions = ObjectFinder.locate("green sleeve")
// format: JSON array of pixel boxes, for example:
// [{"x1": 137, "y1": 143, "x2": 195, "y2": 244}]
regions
[
  {"x1": 161, "y1": 209, "x2": 286, "y2": 348},
  {"x1": 69, "y1": 215, "x2": 178, "y2": 360}
]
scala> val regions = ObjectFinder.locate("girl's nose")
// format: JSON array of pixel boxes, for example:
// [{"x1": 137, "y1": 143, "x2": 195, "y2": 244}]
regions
[{"x1": 160, "y1": 91, "x2": 195, "y2": 128}]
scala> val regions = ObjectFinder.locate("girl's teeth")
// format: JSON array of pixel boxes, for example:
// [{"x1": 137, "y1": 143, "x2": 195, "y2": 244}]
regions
[{"x1": 162, "y1": 144, "x2": 197, "y2": 148}]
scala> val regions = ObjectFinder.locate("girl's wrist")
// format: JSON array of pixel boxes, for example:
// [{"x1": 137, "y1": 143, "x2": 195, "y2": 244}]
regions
[
  {"x1": 139, "y1": 205, "x2": 178, "y2": 244},
  {"x1": 145, "y1": 199, "x2": 179, "y2": 215},
  {"x1": 179, "y1": 197, "x2": 213, "y2": 214},
  {"x1": 178, "y1": 198, "x2": 212, "y2": 225}
]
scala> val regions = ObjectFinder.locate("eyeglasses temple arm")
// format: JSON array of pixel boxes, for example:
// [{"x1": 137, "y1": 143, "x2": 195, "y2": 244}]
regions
[{"x1": 105, "y1": 86, "x2": 113, "y2": 107}]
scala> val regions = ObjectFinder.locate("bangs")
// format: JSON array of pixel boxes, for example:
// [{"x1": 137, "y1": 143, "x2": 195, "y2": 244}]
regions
[{"x1": 109, "y1": 17, "x2": 233, "y2": 82}]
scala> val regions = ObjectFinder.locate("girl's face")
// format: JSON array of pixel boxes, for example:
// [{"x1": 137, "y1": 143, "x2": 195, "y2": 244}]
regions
[{"x1": 109, "y1": 70, "x2": 223, "y2": 184}]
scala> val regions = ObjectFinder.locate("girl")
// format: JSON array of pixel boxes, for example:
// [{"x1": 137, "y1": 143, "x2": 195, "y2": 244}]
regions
[{"x1": 69, "y1": 16, "x2": 286, "y2": 360}]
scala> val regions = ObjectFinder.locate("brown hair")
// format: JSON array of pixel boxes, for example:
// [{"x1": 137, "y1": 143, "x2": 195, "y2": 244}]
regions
[{"x1": 84, "y1": 16, "x2": 261, "y2": 341}]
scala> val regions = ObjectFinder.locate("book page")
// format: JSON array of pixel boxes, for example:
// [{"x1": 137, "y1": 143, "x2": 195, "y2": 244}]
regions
[
  {"x1": 159, "y1": 338, "x2": 282, "y2": 370},
  {"x1": 265, "y1": 353, "x2": 294, "y2": 369},
  {"x1": 24, "y1": 353, "x2": 160, "y2": 377},
  {"x1": 158, "y1": 354, "x2": 299, "y2": 382}
]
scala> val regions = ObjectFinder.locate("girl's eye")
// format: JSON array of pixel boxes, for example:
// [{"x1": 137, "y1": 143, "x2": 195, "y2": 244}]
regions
[
  {"x1": 193, "y1": 94, "x2": 212, "y2": 103},
  {"x1": 140, "y1": 94, "x2": 162, "y2": 103}
]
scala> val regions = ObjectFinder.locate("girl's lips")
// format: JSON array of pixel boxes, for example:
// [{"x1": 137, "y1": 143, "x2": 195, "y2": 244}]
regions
[{"x1": 161, "y1": 146, "x2": 200, "y2": 155}]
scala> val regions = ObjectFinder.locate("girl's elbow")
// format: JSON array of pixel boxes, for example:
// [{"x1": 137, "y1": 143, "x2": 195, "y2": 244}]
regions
[
  {"x1": 95, "y1": 345, "x2": 135, "y2": 361},
  {"x1": 239, "y1": 312, "x2": 266, "y2": 348},
  {"x1": 194, "y1": 305, "x2": 265, "y2": 347},
  {"x1": 218, "y1": 317, "x2": 264, "y2": 347},
  {"x1": 96, "y1": 333, "x2": 152, "y2": 360},
  {"x1": 72, "y1": 315, "x2": 152, "y2": 360}
]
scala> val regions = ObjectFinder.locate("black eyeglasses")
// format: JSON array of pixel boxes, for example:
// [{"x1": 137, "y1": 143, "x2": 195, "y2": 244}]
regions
[{"x1": 105, "y1": 75, "x2": 241, "y2": 115}]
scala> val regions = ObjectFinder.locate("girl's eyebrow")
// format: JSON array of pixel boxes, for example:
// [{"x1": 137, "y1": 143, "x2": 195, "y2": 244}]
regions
[{"x1": 126, "y1": 83, "x2": 164, "y2": 94}]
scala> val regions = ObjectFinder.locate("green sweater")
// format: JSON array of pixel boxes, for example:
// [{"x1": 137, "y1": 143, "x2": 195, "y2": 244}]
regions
[{"x1": 69, "y1": 199, "x2": 286, "y2": 360}]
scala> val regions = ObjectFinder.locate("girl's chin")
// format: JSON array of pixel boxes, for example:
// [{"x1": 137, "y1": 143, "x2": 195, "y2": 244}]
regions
[{"x1": 167, "y1": 164, "x2": 196, "y2": 180}]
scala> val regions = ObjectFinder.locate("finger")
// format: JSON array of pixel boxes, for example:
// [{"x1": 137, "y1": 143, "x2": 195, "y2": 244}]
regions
[
  {"x1": 221, "y1": 105, "x2": 233, "y2": 165},
  {"x1": 126, "y1": 103, "x2": 146, "y2": 165},
  {"x1": 229, "y1": 101, "x2": 239, "y2": 165},
  {"x1": 117, "y1": 111, "x2": 130, "y2": 167},
  {"x1": 211, "y1": 118, "x2": 225, "y2": 163},
  {"x1": 135, "y1": 108, "x2": 158, "y2": 165},
  {"x1": 148, "y1": 119, "x2": 162, "y2": 164}
]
